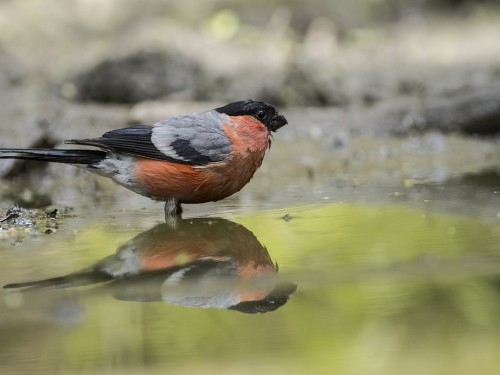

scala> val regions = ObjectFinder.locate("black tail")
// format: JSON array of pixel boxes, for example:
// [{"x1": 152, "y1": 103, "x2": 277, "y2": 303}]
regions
[
  {"x1": 3, "y1": 269, "x2": 113, "y2": 291},
  {"x1": 0, "y1": 148, "x2": 106, "y2": 165}
]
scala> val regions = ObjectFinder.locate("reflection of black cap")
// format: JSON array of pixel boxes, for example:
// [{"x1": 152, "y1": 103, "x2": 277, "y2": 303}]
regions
[{"x1": 228, "y1": 282, "x2": 297, "y2": 314}]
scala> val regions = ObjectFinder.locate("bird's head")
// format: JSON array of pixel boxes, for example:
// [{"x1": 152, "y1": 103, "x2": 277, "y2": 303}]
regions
[{"x1": 216, "y1": 99, "x2": 287, "y2": 132}]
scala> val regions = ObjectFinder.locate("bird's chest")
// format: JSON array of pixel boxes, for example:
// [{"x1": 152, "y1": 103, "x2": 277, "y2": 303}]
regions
[
  {"x1": 203, "y1": 145, "x2": 267, "y2": 198},
  {"x1": 223, "y1": 115, "x2": 270, "y2": 155},
  {"x1": 218, "y1": 117, "x2": 270, "y2": 185}
]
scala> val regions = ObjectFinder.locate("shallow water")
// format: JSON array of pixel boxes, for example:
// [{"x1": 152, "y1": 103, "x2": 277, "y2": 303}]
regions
[{"x1": 1, "y1": 180, "x2": 499, "y2": 375}]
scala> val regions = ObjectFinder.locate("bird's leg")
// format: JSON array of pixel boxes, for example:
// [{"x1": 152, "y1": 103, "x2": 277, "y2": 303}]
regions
[
  {"x1": 164, "y1": 198, "x2": 182, "y2": 217},
  {"x1": 164, "y1": 198, "x2": 182, "y2": 228}
]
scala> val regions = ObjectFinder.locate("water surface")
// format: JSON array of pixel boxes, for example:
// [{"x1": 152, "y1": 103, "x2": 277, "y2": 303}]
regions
[{"x1": 1, "y1": 182, "x2": 499, "y2": 375}]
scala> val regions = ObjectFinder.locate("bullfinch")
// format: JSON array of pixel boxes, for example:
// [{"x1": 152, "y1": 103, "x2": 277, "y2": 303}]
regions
[
  {"x1": 4, "y1": 218, "x2": 297, "y2": 313},
  {"x1": 0, "y1": 100, "x2": 287, "y2": 217}
]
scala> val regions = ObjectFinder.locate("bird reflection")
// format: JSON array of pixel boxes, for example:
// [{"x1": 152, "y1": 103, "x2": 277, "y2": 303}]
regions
[{"x1": 4, "y1": 218, "x2": 296, "y2": 313}]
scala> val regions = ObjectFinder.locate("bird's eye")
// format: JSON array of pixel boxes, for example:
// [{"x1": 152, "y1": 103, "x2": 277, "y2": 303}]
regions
[{"x1": 256, "y1": 110, "x2": 266, "y2": 120}]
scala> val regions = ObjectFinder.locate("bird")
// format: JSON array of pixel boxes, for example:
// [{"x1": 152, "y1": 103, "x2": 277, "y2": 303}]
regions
[
  {"x1": 4, "y1": 218, "x2": 297, "y2": 313},
  {"x1": 0, "y1": 100, "x2": 287, "y2": 217}
]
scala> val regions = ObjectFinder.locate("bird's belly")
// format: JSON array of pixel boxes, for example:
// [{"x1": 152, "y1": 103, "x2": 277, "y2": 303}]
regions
[{"x1": 134, "y1": 152, "x2": 265, "y2": 203}]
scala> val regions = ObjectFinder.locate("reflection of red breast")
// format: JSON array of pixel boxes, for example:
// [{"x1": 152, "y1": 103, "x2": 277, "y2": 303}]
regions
[
  {"x1": 131, "y1": 219, "x2": 277, "y2": 303},
  {"x1": 129, "y1": 218, "x2": 275, "y2": 270}
]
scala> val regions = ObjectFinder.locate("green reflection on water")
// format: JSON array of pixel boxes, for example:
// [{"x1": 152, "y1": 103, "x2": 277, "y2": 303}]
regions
[{"x1": 2, "y1": 202, "x2": 500, "y2": 375}]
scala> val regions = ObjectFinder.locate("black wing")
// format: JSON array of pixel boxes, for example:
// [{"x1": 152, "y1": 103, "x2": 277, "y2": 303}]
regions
[
  {"x1": 66, "y1": 125, "x2": 173, "y2": 161},
  {"x1": 67, "y1": 113, "x2": 232, "y2": 166}
]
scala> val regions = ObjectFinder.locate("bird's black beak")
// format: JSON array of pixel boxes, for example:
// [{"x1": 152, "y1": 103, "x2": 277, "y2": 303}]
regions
[{"x1": 269, "y1": 112, "x2": 288, "y2": 132}]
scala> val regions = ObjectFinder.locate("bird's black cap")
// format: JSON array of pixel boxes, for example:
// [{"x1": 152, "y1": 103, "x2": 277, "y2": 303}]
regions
[
  {"x1": 228, "y1": 282, "x2": 297, "y2": 314},
  {"x1": 216, "y1": 99, "x2": 287, "y2": 132}
]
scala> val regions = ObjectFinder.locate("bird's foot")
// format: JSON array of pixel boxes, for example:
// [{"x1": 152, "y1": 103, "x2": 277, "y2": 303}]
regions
[{"x1": 164, "y1": 199, "x2": 182, "y2": 228}]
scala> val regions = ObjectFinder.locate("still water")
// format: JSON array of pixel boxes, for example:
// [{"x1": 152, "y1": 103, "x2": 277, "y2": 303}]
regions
[{"x1": 0, "y1": 183, "x2": 499, "y2": 375}]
